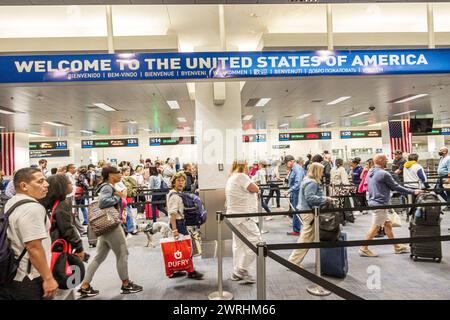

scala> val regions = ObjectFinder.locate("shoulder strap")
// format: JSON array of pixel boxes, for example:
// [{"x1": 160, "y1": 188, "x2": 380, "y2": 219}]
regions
[{"x1": 4, "y1": 199, "x2": 38, "y2": 217}]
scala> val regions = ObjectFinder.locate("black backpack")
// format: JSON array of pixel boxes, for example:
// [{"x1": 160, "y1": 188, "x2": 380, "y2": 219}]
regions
[
  {"x1": 410, "y1": 193, "x2": 442, "y2": 226},
  {"x1": 0, "y1": 199, "x2": 37, "y2": 285}
]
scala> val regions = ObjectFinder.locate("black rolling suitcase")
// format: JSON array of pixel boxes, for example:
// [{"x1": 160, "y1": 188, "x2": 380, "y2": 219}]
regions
[
  {"x1": 87, "y1": 224, "x2": 98, "y2": 248},
  {"x1": 409, "y1": 220, "x2": 442, "y2": 262}
]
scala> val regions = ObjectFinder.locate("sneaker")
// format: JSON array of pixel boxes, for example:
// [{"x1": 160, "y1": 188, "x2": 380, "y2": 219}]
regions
[
  {"x1": 169, "y1": 271, "x2": 187, "y2": 278},
  {"x1": 121, "y1": 281, "x2": 143, "y2": 294},
  {"x1": 231, "y1": 270, "x2": 256, "y2": 284},
  {"x1": 359, "y1": 248, "x2": 378, "y2": 257},
  {"x1": 286, "y1": 231, "x2": 300, "y2": 236},
  {"x1": 187, "y1": 270, "x2": 204, "y2": 280},
  {"x1": 394, "y1": 245, "x2": 409, "y2": 254},
  {"x1": 77, "y1": 285, "x2": 99, "y2": 298}
]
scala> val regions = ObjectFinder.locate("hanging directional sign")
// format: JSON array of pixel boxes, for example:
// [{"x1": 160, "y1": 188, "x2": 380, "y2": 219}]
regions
[
  {"x1": 149, "y1": 136, "x2": 196, "y2": 146},
  {"x1": 30, "y1": 149, "x2": 70, "y2": 158},
  {"x1": 279, "y1": 132, "x2": 331, "y2": 141},
  {"x1": 243, "y1": 134, "x2": 266, "y2": 143},
  {"x1": 29, "y1": 140, "x2": 67, "y2": 150},
  {"x1": 81, "y1": 138, "x2": 138, "y2": 148},
  {"x1": 340, "y1": 130, "x2": 382, "y2": 139}
]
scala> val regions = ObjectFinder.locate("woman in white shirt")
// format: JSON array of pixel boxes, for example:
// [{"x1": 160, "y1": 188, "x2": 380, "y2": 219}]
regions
[
  {"x1": 330, "y1": 158, "x2": 350, "y2": 186},
  {"x1": 225, "y1": 159, "x2": 262, "y2": 284}
]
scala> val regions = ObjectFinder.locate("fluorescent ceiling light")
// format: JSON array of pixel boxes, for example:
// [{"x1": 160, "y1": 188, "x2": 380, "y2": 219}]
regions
[
  {"x1": 326, "y1": 96, "x2": 351, "y2": 105},
  {"x1": 368, "y1": 122, "x2": 383, "y2": 127},
  {"x1": 142, "y1": 128, "x2": 152, "y2": 132},
  {"x1": 0, "y1": 107, "x2": 16, "y2": 115},
  {"x1": 0, "y1": 126, "x2": 5, "y2": 129},
  {"x1": 297, "y1": 113, "x2": 312, "y2": 119},
  {"x1": 321, "y1": 122, "x2": 335, "y2": 126},
  {"x1": 279, "y1": 123, "x2": 289, "y2": 127},
  {"x1": 93, "y1": 103, "x2": 117, "y2": 112},
  {"x1": 393, "y1": 94, "x2": 428, "y2": 104},
  {"x1": 358, "y1": 121, "x2": 370, "y2": 125},
  {"x1": 177, "y1": 117, "x2": 187, "y2": 123},
  {"x1": 80, "y1": 130, "x2": 94, "y2": 134},
  {"x1": 393, "y1": 110, "x2": 418, "y2": 116},
  {"x1": 243, "y1": 115, "x2": 253, "y2": 121},
  {"x1": 255, "y1": 98, "x2": 271, "y2": 107},
  {"x1": 44, "y1": 121, "x2": 65, "y2": 127},
  {"x1": 167, "y1": 100, "x2": 180, "y2": 109},
  {"x1": 349, "y1": 111, "x2": 370, "y2": 118},
  {"x1": 129, "y1": 120, "x2": 138, "y2": 124}
]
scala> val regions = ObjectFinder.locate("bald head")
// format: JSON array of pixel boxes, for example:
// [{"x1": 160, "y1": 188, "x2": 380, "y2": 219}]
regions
[
  {"x1": 373, "y1": 153, "x2": 388, "y2": 168},
  {"x1": 439, "y1": 146, "x2": 448, "y2": 156}
]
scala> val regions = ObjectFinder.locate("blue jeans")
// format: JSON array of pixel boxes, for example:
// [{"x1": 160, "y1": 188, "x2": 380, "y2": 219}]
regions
[
  {"x1": 125, "y1": 204, "x2": 136, "y2": 233},
  {"x1": 436, "y1": 177, "x2": 449, "y2": 205},
  {"x1": 76, "y1": 198, "x2": 88, "y2": 225},
  {"x1": 290, "y1": 192, "x2": 301, "y2": 233},
  {"x1": 151, "y1": 203, "x2": 168, "y2": 223}
]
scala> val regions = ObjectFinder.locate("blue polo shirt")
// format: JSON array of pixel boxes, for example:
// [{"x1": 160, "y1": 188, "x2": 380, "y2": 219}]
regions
[{"x1": 437, "y1": 156, "x2": 450, "y2": 177}]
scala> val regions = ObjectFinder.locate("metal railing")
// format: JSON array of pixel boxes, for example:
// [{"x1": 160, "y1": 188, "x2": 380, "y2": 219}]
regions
[{"x1": 209, "y1": 200, "x2": 450, "y2": 300}]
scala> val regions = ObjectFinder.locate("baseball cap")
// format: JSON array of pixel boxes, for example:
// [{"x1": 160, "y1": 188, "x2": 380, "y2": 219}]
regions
[{"x1": 284, "y1": 155, "x2": 295, "y2": 164}]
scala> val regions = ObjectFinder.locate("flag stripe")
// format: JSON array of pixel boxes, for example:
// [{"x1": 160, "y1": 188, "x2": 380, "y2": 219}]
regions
[{"x1": 0, "y1": 133, "x2": 15, "y2": 176}]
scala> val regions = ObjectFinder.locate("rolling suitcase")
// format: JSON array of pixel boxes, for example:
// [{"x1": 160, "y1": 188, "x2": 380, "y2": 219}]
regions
[
  {"x1": 409, "y1": 220, "x2": 442, "y2": 262},
  {"x1": 320, "y1": 232, "x2": 348, "y2": 278},
  {"x1": 87, "y1": 224, "x2": 98, "y2": 248},
  {"x1": 413, "y1": 193, "x2": 442, "y2": 226}
]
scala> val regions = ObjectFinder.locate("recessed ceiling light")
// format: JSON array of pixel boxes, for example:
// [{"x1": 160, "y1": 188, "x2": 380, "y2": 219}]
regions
[
  {"x1": 141, "y1": 128, "x2": 152, "y2": 132},
  {"x1": 80, "y1": 130, "x2": 94, "y2": 134},
  {"x1": 255, "y1": 98, "x2": 271, "y2": 107},
  {"x1": 368, "y1": 122, "x2": 383, "y2": 127},
  {"x1": 167, "y1": 100, "x2": 180, "y2": 109},
  {"x1": 393, "y1": 110, "x2": 418, "y2": 116},
  {"x1": 391, "y1": 94, "x2": 428, "y2": 104},
  {"x1": 349, "y1": 111, "x2": 370, "y2": 118},
  {"x1": 326, "y1": 96, "x2": 351, "y2": 105},
  {"x1": 279, "y1": 123, "x2": 289, "y2": 127},
  {"x1": 177, "y1": 117, "x2": 187, "y2": 122},
  {"x1": 297, "y1": 113, "x2": 312, "y2": 119},
  {"x1": 0, "y1": 107, "x2": 17, "y2": 115},
  {"x1": 93, "y1": 103, "x2": 117, "y2": 112},
  {"x1": 129, "y1": 120, "x2": 138, "y2": 124},
  {"x1": 243, "y1": 115, "x2": 253, "y2": 121},
  {"x1": 321, "y1": 121, "x2": 335, "y2": 126},
  {"x1": 44, "y1": 121, "x2": 65, "y2": 127}
]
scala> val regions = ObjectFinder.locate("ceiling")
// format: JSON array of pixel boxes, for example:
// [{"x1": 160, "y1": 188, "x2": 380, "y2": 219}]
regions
[{"x1": 1, "y1": 73, "x2": 450, "y2": 137}]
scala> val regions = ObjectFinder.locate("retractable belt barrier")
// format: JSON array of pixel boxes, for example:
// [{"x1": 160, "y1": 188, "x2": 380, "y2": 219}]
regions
[{"x1": 215, "y1": 199, "x2": 450, "y2": 301}]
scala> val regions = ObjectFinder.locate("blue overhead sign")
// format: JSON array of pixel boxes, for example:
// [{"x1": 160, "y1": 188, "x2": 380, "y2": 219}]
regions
[{"x1": 1, "y1": 49, "x2": 450, "y2": 83}]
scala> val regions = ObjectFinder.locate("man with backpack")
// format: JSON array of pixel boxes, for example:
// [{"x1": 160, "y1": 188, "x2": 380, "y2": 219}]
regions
[{"x1": 0, "y1": 167, "x2": 58, "y2": 300}]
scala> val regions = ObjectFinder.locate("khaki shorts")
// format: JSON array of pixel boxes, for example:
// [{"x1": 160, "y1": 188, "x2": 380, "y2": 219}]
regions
[{"x1": 372, "y1": 208, "x2": 390, "y2": 227}]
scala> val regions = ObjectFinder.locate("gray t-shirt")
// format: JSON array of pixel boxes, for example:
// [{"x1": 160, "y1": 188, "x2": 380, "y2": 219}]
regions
[{"x1": 5, "y1": 194, "x2": 51, "y2": 281}]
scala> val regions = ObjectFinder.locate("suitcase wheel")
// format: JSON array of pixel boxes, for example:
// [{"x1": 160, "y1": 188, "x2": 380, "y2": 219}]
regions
[
  {"x1": 412, "y1": 256, "x2": 418, "y2": 261},
  {"x1": 434, "y1": 258, "x2": 441, "y2": 263}
]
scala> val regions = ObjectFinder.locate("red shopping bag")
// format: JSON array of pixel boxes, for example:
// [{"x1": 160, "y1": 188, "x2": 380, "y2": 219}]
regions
[{"x1": 160, "y1": 236, "x2": 194, "y2": 277}]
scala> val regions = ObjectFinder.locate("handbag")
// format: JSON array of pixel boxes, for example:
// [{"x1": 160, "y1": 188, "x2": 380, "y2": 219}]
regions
[
  {"x1": 160, "y1": 235, "x2": 194, "y2": 277},
  {"x1": 389, "y1": 211, "x2": 402, "y2": 228},
  {"x1": 50, "y1": 239, "x2": 85, "y2": 289},
  {"x1": 88, "y1": 200, "x2": 122, "y2": 236}
]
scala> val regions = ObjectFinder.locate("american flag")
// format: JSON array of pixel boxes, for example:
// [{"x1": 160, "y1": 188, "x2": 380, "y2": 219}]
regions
[
  {"x1": 0, "y1": 133, "x2": 15, "y2": 176},
  {"x1": 388, "y1": 120, "x2": 412, "y2": 158}
]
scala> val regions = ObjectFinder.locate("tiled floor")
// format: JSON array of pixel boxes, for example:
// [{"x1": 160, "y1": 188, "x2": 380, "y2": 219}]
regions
[{"x1": 75, "y1": 202, "x2": 450, "y2": 300}]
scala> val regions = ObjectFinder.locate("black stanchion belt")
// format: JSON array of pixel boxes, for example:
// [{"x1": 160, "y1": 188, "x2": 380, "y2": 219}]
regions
[
  {"x1": 267, "y1": 235, "x2": 450, "y2": 251},
  {"x1": 222, "y1": 209, "x2": 313, "y2": 219},
  {"x1": 223, "y1": 218, "x2": 257, "y2": 254},
  {"x1": 267, "y1": 251, "x2": 364, "y2": 300}
]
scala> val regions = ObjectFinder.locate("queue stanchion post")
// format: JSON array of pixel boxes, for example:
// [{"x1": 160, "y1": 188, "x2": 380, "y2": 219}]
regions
[
  {"x1": 208, "y1": 211, "x2": 233, "y2": 300},
  {"x1": 256, "y1": 242, "x2": 267, "y2": 300},
  {"x1": 306, "y1": 206, "x2": 331, "y2": 297}
]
